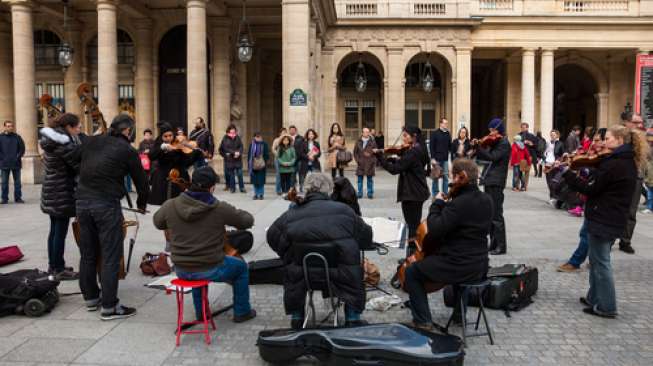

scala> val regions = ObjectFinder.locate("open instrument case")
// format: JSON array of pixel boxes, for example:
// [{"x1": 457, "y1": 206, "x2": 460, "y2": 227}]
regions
[{"x1": 257, "y1": 323, "x2": 464, "y2": 365}]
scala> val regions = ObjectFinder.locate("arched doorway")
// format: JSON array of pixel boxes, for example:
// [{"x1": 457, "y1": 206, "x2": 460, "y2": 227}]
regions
[
  {"x1": 337, "y1": 52, "x2": 384, "y2": 144},
  {"x1": 404, "y1": 53, "x2": 451, "y2": 137},
  {"x1": 554, "y1": 64, "x2": 598, "y2": 136}
]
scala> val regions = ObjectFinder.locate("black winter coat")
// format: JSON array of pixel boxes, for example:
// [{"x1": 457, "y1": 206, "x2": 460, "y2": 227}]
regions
[
  {"x1": 189, "y1": 128, "x2": 215, "y2": 157},
  {"x1": 519, "y1": 131, "x2": 539, "y2": 162},
  {"x1": 552, "y1": 140, "x2": 564, "y2": 160},
  {"x1": 429, "y1": 129, "x2": 452, "y2": 162},
  {"x1": 475, "y1": 136, "x2": 511, "y2": 188},
  {"x1": 76, "y1": 133, "x2": 148, "y2": 209},
  {"x1": 378, "y1": 144, "x2": 430, "y2": 203},
  {"x1": 148, "y1": 139, "x2": 200, "y2": 205},
  {"x1": 450, "y1": 138, "x2": 471, "y2": 161},
  {"x1": 219, "y1": 135, "x2": 244, "y2": 169},
  {"x1": 0, "y1": 132, "x2": 25, "y2": 169},
  {"x1": 39, "y1": 128, "x2": 80, "y2": 218},
  {"x1": 267, "y1": 193, "x2": 373, "y2": 313},
  {"x1": 416, "y1": 185, "x2": 492, "y2": 284},
  {"x1": 564, "y1": 144, "x2": 638, "y2": 238},
  {"x1": 297, "y1": 140, "x2": 322, "y2": 175}
]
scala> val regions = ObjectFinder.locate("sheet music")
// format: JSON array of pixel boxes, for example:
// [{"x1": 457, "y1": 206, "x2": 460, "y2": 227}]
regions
[{"x1": 362, "y1": 217, "x2": 405, "y2": 248}]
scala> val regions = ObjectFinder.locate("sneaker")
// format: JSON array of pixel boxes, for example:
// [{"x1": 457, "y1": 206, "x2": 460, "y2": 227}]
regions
[
  {"x1": 579, "y1": 297, "x2": 593, "y2": 307},
  {"x1": 233, "y1": 309, "x2": 256, "y2": 323},
  {"x1": 583, "y1": 307, "x2": 617, "y2": 319},
  {"x1": 54, "y1": 269, "x2": 79, "y2": 281},
  {"x1": 15, "y1": 199, "x2": 24, "y2": 203},
  {"x1": 86, "y1": 298, "x2": 101, "y2": 312},
  {"x1": 101, "y1": 305, "x2": 137, "y2": 321},
  {"x1": 619, "y1": 245, "x2": 635, "y2": 254},
  {"x1": 557, "y1": 263, "x2": 580, "y2": 273},
  {"x1": 367, "y1": 195, "x2": 374, "y2": 200}
]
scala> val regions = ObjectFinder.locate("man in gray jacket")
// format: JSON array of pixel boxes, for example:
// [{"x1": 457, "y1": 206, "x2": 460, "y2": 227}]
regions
[{"x1": 153, "y1": 166, "x2": 256, "y2": 323}]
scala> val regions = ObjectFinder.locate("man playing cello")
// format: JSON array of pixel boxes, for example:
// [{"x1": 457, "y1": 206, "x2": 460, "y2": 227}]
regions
[{"x1": 403, "y1": 158, "x2": 493, "y2": 330}]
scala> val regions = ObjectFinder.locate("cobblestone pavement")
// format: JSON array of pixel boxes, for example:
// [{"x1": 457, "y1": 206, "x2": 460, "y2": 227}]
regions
[{"x1": 1, "y1": 171, "x2": 652, "y2": 366}]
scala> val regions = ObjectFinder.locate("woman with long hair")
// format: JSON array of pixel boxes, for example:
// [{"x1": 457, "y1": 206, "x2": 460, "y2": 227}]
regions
[
  {"x1": 277, "y1": 135, "x2": 296, "y2": 193},
  {"x1": 451, "y1": 126, "x2": 471, "y2": 160},
  {"x1": 561, "y1": 124, "x2": 649, "y2": 317},
  {"x1": 39, "y1": 113, "x2": 83, "y2": 280},
  {"x1": 374, "y1": 126, "x2": 430, "y2": 253},
  {"x1": 327, "y1": 123, "x2": 346, "y2": 179},
  {"x1": 298, "y1": 129, "x2": 321, "y2": 190}
]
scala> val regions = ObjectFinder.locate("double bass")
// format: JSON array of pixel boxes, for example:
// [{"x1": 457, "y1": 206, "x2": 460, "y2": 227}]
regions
[
  {"x1": 76, "y1": 82, "x2": 107, "y2": 135},
  {"x1": 393, "y1": 176, "x2": 468, "y2": 291},
  {"x1": 39, "y1": 94, "x2": 63, "y2": 125}
]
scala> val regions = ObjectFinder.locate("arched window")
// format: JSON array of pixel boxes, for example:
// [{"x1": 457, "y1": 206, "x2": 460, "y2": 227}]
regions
[
  {"x1": 34, "y1": 30, "x2": 61, "y2": 65},
  {"x1": 87, "y1": 29, "x2": 135, "y2": 65}
]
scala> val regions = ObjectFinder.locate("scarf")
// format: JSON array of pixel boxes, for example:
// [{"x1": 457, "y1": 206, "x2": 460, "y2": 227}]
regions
[
  {"x1": 515, "y1": 141, "x2": 525, "y2": 149},
  {"x1": 185, "y1": 191, "x2": 216, "y2": 205}
]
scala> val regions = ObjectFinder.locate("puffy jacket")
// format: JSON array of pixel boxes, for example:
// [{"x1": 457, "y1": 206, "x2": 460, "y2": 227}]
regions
[
  {"x1": 39, "y1": 128, "x2": 80, "y2": 218},
  {"x1": 564, "y1": 144, "x2": 638, "y2": 238},
  {"x1": 267, "y1": 193, "x2": 373, "y2": 314},
  {"x1": 510, "y1": 143, "x2": 532, "y2": 167},
  {"x1": 277, "y1": 147, "x2": 296, "y2": 174},
  {"x1": 0, "y1": 132, "x2": 25, "y2": 169},
  {"x1": 219, "y1": 135, "x2": 243, "y2": 169},
  {"x1": 476, "y1": 136, "x2": 511, "y2": 188}
]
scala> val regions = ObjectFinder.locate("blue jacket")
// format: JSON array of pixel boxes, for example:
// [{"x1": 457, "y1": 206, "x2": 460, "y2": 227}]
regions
[{"x1": 0, "y1": 132, "x2": 25, "y2": 169}]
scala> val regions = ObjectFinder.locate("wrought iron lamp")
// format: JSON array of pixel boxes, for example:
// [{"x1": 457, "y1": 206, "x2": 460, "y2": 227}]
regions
[
  {"x1": 421, "y1": 56, "x2": 434, "y2": 93},
  {"x1": 354, "y1": 57, "x2": 367, "y2": 93},
  {"x1": 236, "y1": 0, "x2": 254, "y2": 63},
  {"x1": 58, "y1": 0, "x2": 74, "y2": 69}
]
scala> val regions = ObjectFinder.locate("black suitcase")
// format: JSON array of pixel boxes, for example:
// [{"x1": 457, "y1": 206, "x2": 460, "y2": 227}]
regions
[
  {"x1": 248, "y1": 258, "x2": 285, "y2": 285},
  {"x1": 257, "y1": 323, "x2": 464, "y2": 365},
  {"x1": 443, "y1": 264, "x2": 538, "y2": 310}
]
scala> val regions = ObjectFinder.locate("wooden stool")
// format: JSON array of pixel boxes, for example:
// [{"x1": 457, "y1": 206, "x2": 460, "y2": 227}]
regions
[{"x1": 168, "y1": 279, "x2": 216, "y2": 346}]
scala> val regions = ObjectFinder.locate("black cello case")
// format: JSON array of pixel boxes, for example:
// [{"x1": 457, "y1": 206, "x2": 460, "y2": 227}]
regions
[{"x1": 257, "y1": 323, "x2": 464, "y2": 365}]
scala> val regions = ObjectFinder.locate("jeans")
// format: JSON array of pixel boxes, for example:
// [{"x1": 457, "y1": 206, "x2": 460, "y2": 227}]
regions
[
  {"x1": 646, "y1": 185, "x2": 653, "y2": 210},
  {"x1": 76, "y1": 199, "x2": 124, "y2": 310},
  {"x1": 47, "y1": 216, "x2": 70, "y2": 272},
  {"x1": 357, "y1": 175, "x2": 374, "y2": 198},
  {"x1": 225, "y1": 167, "x2": 245, "y2": 191},
  {"x1": 484, "y1": 186, "x2": 506, "y2": 251},
  {"x1": 280, "y1": 173, "x2": 292, "y2": 193},
  {"x1": 586, "y1": 233, "x2": 617, "y2": 315},
  {"x1": 176, "y1": 256, "x2": 252, "y2": 319},
  {"x1": 512, "y1": 165, "x2": 525, "y2": 189},
  {"x1": 253, "y1": 183, "x2": 264, "y2": 197},
  {"x1": 124, "y1": 175, "x2": 132, "y2": 193},
  {"x1": 431, "y1": 160, "x2": 448, "y2": 196},
  {"x1": 274, "y1": 159, "x2": 282, "y2": 194},
  {"x1": 1, "y1": 168, "x2": 21, "y2": 202},
  {"x1": 568, "y1": 219, "x2": 589, "y2": 268}
]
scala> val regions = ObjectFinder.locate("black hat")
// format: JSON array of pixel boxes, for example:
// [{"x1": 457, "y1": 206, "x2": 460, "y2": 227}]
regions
[
  {"x1": 110, "y1": 114, "x2": 134, "y2": 131},
  {"x1": 190, "y1": 166, "x2": 218, "y2": 191}
]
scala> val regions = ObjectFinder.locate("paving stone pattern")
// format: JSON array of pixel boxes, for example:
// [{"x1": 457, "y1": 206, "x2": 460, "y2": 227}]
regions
[{"x1": 0, "y1": 172, "x2": 652, "y2": 366}]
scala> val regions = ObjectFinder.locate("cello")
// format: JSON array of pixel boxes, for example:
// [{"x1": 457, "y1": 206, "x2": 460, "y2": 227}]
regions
[{"x1": 393, "y1": 175, "x2": 468, "y2": 291}]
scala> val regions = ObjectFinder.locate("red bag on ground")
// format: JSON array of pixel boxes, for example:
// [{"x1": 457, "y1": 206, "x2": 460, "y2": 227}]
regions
[{"x1": 0, "y1": 246, "x2": 24, "y2": 266}]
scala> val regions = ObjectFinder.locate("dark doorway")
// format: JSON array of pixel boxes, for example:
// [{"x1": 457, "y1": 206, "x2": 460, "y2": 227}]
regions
[
  {"x1": 554, "y1": 64, "x2": 598, "y2": 137},
  {"x1": 471, "y1": 60, "x2": 505, "y2": 138},
  {"x1": 158, "y1": 25, "x2": 211, "y2": 133}
]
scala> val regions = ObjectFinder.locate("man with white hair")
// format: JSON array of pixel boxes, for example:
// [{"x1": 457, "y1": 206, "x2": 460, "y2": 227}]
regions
[{"x1": 267, "y1": 173, "x2": 373, "y2": 329}]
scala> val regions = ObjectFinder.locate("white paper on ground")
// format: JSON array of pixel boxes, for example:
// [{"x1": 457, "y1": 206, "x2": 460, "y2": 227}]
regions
[
  {"x1": 365, "y1": 295, "x2": 403, "y2": 312},
  {"x1": 362, "y1": 217, "x2": 405, "y2": 248}
]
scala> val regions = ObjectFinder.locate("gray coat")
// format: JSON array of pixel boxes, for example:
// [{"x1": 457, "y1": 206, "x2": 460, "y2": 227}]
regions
[{"x1": 354, "y1": 137, "x2": 377, "y2": 177}]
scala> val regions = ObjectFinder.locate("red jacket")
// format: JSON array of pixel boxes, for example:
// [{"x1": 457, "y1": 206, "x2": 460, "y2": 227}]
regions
[{"x1": 510, "y1": 143, "x2": 532, "y2": 166}]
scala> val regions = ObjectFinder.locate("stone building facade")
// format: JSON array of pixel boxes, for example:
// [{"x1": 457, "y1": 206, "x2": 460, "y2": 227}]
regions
[{"x1": 1, "y1": 0, "x2": 651, "y2": 182}]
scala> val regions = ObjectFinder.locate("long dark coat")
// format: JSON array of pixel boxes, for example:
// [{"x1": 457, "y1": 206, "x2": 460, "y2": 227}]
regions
[
  {"x1": 415, "y1": 184, "x2": 492, "y2": 284},
  {"x1": 148, "y1": 139, "x2": 200, "y2": 205},
  {"x1": 297, "y1": 140, "x2": 322, "y2": 176},
  {"x1": 39, "y1": 127, "x2": 80, "y2": 218},
  {"x1": 219, "y1": 135, "x2": 244, "y2": 169},
  {"x1": 267, "y1": 193, "x2": 373, "y2": 314},
  {"x1": 475, "y1": 136, "x2": 511, "y2": 188},
  {"x1": 248, "y1": 140, "x2": 270, "y2": 186},
  {"x1": 353, "y1": 138, "x2": 377, "y2": 177},
  {"x1": 377, "y1": 144, "x2": 430, "y2": 203}
]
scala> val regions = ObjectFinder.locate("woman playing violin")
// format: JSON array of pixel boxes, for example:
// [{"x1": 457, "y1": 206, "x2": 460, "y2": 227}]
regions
[
  {"x1": 373, "y1": 126, "x2": 430, "y2": 254},
  {"x1": 402, "y1": 158, "x2": 493, "y2": 330}
]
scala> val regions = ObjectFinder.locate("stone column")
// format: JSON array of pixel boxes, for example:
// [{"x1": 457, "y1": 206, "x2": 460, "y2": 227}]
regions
[
  {"x1": 135, "y1": 19, "x2": 154, "y2": 137},
  {"x1": 539, "y1": 48, "x2": 555, "y2": 135},
  {"x1": 211, "y1": 17, "x2": 231, "y2": 143},
  {"x1": 187, "y1": 0, "x2": 209, "y2": 128},
  {"x1": 7, "y1": 1, "x2": 42, "y2": 183},
  {"x1": 282, "y1": 0, "x2": 311, "y2": 132},
  {"x1": 595, "y1": 93, "x2": 609, "y2": 128},
  {"x1": 386, "y1": 48, "x2": 405, "y2": 143},
  {"x1": 455, "y1": 46, "x2": 472, "y2": 134},
  {"x1": 0, "y1": 19, "x2": 14, "y2": 123},
  {"x1": 63, "y1": 20, "x2": 83, "y2": 119},
  {"x1": 521, "y1": 47, "x2": 536, "y2": 126},
  {"x1": 505, "y1": 56, "x2": 521, "y2": 139},
  {"x1": 97, "y1": 0, "x2": 118, "y2": 123}
]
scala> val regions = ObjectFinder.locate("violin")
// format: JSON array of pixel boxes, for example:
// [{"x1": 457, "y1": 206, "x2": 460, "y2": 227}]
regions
[
  {"x1": 170, "y1": 136, "x2": 199, "y2": 154},
  {"x1": 393, "y1": 176, "x2": 469, "y2": 291},
  {"x1": 167, "y1": 169, "x2": 190, "y2": 191},
  {"x1": 471, "y1": 133, "x2": 503, "y2": 149},
  {"x1": 380, "y1": 144, "x2": 411, "y2": 156}
]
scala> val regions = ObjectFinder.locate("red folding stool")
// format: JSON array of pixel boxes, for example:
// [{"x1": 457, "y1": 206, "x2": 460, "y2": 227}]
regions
[{"x1": 168, "y1": 279, "x2": 216, "y2": 346}]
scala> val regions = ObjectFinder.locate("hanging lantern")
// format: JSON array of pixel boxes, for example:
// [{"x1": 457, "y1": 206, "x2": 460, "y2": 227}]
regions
[
  {"x1": 58, "y1": 0, "x2": 74, "y2": 69},
  {"x1": 236, "y1": 0, "x2": 255, "y2": 63},
  {"x1": 354, "y1": 60, "x2": 367, "y2": 93},
  {"x1": 421, "y1": 59, "x2": 434, "y2": 93}
]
